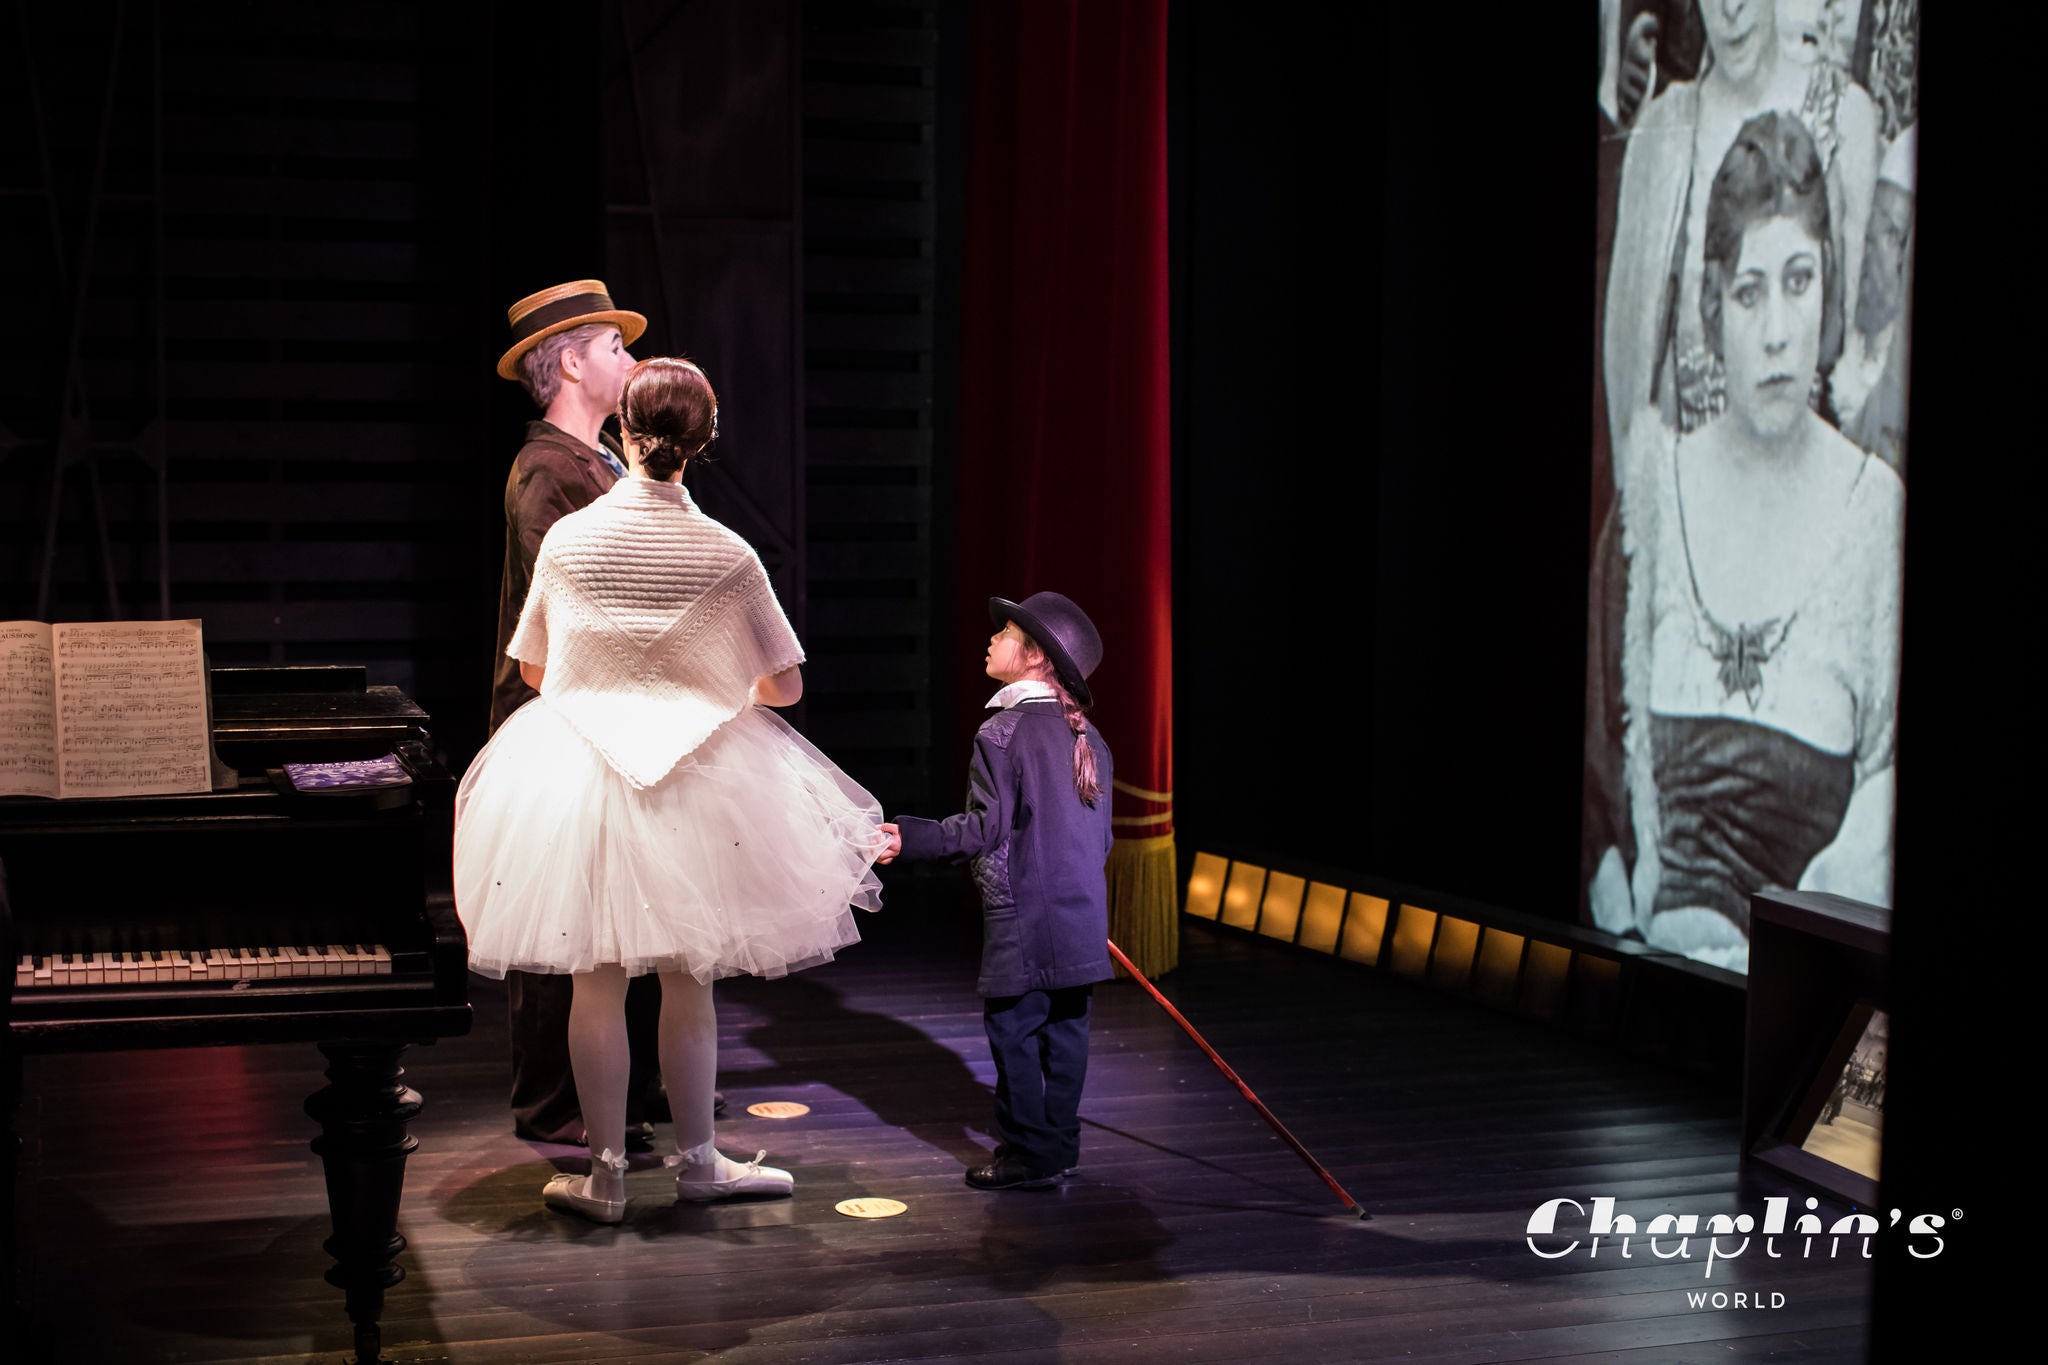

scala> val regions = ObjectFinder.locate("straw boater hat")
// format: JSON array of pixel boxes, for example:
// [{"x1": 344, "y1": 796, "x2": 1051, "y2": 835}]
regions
[{"x1": 495, "y1": 279, "x2": 648, "y2": 381}]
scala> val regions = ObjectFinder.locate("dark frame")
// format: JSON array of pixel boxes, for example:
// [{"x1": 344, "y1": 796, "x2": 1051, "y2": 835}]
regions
[
  {"x1": 1753, "y1": 999, "x2": 1885, "y2": 1208},
  {"x1": 1743, "y1": 889, "x2": 1888, "y2": 1207}
]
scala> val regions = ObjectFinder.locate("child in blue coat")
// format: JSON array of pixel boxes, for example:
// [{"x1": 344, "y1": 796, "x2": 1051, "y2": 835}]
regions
[{"x1": 879, "y1": 592, "x2": 1114, "y2": 1189}]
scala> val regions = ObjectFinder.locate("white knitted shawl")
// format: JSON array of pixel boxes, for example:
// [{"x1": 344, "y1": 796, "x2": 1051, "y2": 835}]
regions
[{"x1": 507, "y1": 477, "x2": 804, "y2": 789}]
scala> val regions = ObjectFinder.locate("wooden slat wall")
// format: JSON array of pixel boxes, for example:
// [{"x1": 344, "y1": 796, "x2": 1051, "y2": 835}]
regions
[
  {"x1": 601, "y1": 0, "x2": 806, "y2": 632},
  {"x1": 3, "y1": 3, "x2": 946, "y2": 783},
  {"x1": 0, "y1": 5, "x2": 496, "y2": 752},
  {"x1": 800, "y1": 0, "x2": 942, "y2": 817}
]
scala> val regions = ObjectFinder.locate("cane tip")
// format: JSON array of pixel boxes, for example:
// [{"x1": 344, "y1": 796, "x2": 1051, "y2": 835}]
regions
[{"x1": 1353, "y1": 1206, "x2": 1372, "y2": 1222}]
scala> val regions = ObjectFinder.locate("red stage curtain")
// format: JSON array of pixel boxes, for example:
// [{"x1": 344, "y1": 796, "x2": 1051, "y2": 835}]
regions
[{"x1": 957, "y1": 0, "x2": 1176, "y2": 975}]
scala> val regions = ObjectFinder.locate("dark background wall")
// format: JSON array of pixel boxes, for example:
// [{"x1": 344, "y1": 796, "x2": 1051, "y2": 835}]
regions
[
  {"x1": 1171, "y1": 5, "x2": 1589, "y2": 914},
  {"x1": 1, "y1": 0, "x2": 955, "y2": 828}
]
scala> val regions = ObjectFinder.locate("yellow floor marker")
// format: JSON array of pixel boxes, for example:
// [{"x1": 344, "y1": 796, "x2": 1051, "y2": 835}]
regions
[{"x1": 746, "y1": 1101, "x2": 811, "y2": 1118}]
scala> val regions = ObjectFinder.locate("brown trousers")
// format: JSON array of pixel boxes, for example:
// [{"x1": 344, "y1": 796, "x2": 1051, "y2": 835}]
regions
[{"x1": 508, "y1": 969, "x2": 666, "y2": 1141}]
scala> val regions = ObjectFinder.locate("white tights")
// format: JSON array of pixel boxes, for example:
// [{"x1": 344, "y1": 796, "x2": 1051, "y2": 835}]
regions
[{"x1": 568, "y1": 965, "x2": 718, "y2": 1197}]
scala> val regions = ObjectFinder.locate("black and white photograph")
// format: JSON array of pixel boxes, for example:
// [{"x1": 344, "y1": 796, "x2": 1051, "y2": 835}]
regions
[
  {"x1": 1584, "y1": 0, "x2": 1920, "y2": 973},
  {"x1": 1801, "y1": 1007, "x2": 1888, "y2": 1181}
]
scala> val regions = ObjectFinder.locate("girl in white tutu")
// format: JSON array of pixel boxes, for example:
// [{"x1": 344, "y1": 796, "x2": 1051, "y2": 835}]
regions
[{"x1": 454, "y1": 356, "x2": 884, "y2": 1222}]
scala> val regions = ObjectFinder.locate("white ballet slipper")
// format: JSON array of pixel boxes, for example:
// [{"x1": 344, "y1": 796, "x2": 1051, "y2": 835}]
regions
[
  {"x1": 666, "y1": 1143, "x2": 794, "y2": 1202},
  {"x1": 543, "y1": 1148, "x2": 629, "y2": 1224}
]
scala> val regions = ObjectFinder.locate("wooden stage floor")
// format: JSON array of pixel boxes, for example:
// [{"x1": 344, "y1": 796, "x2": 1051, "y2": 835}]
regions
[{"x1": 12, "y1": 919, "x2": 1872, "y2": 1362}]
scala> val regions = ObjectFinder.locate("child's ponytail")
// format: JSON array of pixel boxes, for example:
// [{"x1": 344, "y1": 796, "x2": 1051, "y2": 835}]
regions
[{"x1": 1046, "y1": 677, "x2": 1100, "y2": 806}]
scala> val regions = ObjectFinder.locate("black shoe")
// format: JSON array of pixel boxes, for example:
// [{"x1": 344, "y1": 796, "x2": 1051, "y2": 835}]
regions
[
  {"x1": 640, "y1": 1082, "x2": 673, "y2": 1124},
  {"x1": 513, "y1": 1118, "x2": 588, "y2": 1145},
  {"x1": 714, "y1": 1090, "x2": 728, "y2": 1118},
  {"x1": 965, "y1": 1158, "x2": 1062, "y2": 1191},
  {"x1": 514, "y1": 1120, "x2": 654, "y2": 1152}
]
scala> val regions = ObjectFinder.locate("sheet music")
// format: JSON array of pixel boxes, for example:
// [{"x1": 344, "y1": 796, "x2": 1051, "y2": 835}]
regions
[
  {"x1": 0, "y1": 621, "x2": 59, "y2": 799},
  {"x1": 51, "y1": 619, "x2": 212, "y2": 798}
]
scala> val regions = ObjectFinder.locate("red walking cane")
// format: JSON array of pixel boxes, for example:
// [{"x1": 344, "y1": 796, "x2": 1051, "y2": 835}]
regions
[{"x1": 1107, "y1": 939, "x2": 1366, "y2": 1217}]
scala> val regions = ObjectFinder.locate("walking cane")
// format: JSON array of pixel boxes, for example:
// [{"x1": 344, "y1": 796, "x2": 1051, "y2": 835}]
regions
[{"x1": 1107, "y1": 939, "x2": 1366, "y2": 1217}]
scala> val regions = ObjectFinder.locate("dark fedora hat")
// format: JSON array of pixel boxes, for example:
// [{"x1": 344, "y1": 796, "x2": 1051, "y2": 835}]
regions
[
  {"x1": 496, "y1": 278, "x2": 648, "y2": 381},
  {"x1": 990, "y1": 592, "x2": 1103, "y2": 707}
]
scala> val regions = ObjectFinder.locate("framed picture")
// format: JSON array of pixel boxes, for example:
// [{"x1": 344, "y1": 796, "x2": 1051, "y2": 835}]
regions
[{"x1": 1752, "y1": 1001, "x2": 1888, "y2": 1206}]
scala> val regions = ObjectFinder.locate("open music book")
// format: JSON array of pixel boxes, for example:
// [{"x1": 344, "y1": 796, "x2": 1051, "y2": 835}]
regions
[{"x1": 0, "y1": 618, "x2": 218, "y2": 799}]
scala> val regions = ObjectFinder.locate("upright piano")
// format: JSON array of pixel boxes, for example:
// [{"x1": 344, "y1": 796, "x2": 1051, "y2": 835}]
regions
[{"x1": 1, "y1": 665, "x2": 470, "y2": 1365}]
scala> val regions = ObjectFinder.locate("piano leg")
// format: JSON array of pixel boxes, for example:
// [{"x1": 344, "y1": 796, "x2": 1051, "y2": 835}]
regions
[
  {"x1": 305, "y1": 1041, "x2": 422, "y2": 1365},
  {"x1": 2, "y1": 1043, "x2": 17, "y2": 1315}
]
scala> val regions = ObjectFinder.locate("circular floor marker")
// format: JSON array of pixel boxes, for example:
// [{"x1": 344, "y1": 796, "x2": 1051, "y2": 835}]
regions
[
  {"x1": 746, "y1": 1101, "x2": 811, "y2": 1119},
  {"x1": 835, "y1": 1197, "x2": 907, "y2": 1219}
]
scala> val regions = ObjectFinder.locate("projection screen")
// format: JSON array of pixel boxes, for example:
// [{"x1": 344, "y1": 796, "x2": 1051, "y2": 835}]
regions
[{"x1": 1585, "y1": 0, "x2": 1918, "y2": 974}]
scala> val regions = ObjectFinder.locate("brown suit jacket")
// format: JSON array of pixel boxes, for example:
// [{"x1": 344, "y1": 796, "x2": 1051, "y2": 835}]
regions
[{"x1": 489, "y1": 420, "x2": 623, "y2": 735}]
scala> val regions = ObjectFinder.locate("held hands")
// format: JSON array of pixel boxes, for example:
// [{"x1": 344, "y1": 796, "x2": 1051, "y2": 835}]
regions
[{"x1": 875, "y1": 823, "x2": 903, "y2": 865}]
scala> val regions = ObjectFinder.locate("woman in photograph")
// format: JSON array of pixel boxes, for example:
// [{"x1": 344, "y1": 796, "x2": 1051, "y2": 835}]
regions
[
  {"x1": 1602, "y1": 0, "x2": 1879, "y2": 452},
  {"x1": 1587, "y1": 111, "x2": 1902, "y2": 972}
]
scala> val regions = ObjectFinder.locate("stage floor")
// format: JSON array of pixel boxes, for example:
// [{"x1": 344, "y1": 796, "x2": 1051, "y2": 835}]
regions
[{"x1": 12, "y1": 919, "x2": 1872, "y2": 1362}]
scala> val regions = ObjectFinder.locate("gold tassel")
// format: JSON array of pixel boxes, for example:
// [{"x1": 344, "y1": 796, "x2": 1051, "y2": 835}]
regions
[{"x1": 1107, "y1": 831, "x2": 1179, "y2": 979}]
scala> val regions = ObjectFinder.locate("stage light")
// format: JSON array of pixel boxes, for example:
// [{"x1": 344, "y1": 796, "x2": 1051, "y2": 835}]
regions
[
  {"x1": 1257, "y1": 871, "x2": 1306, "y2": 943},
  {"x1": 1519, "y1": 940, "x2": 1572, "y2": 1021},
  {"x1": 1428, "y1": 914, "x2": 1480, "y2": 991},
  {"x1": 1389, "y1": 904, "x2": 1436, "y2": 979},
  {"x1": 1298, "y1": 881, "x2": 1348, "y2": 954},
  {"x1": 1339, "y1": 892, "x2": 1389, "y2": 965},
  {"x1": 1178, "y1": 853, "x2": 1727, "y2": 1068},
  {"x1": 1184, "y1": 851, "x2": 1228, "y2": 920},
  {"x1": 1475, "y1": 929, "x2": 1526, "y2": 1010},
  {"x1": 1220, "y1": 860, "x2": 1266, "y2": 931}
]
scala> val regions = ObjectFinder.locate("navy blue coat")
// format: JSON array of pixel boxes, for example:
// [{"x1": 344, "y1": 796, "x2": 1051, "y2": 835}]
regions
[{"x1": 896, "y1": 699, "x2": 1115, "y2": 996}]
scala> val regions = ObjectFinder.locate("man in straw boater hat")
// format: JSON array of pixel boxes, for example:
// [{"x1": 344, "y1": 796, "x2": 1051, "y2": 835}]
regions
[{"x1": 491, "y1": 278, "x2": 690, "y2": 1147}]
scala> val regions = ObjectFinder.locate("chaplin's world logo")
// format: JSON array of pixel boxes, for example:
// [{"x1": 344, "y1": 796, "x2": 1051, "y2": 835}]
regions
[{"x1": 1525, "y1": 1196, "x2": 1954, "y2": 1280}]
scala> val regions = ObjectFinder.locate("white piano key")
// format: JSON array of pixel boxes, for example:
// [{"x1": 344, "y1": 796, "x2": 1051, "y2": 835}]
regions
[
  {"x1": 86, "y1": 952, "x2": 109, "y2": 985},
  {"x1": 33, "y1": 958, "x2": 53, "y2": 986},
  {"x1": 371, "y1": 945, "x2": 393, "y2": 975},
  {"x1": 15, "y1": 956, "x2": 31, "y2": 989},
  {"x1": 255, "y1": 947, "x2": 278, "y2": 980},
  {"x1": 118, "y1": 952, "x2": 141, "y2": 986}
]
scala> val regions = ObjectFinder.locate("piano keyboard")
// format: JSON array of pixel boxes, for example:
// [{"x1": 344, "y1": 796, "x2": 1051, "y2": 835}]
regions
[{"x1": 16, "y1": 945, "x2": 394, "y2": 988}]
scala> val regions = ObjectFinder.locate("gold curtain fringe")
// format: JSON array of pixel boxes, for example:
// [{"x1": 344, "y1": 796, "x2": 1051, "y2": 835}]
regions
[{"x1": 1107, "y1": 831, "x2": 1179, "y2": 979}]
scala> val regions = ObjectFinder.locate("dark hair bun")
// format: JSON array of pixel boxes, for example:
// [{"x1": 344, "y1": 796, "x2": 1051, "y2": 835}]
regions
[
  {"x1": 640, "y1": 436, "x2": 688, "y2": 480},
  {"x1": 619, "y1": 357, "x2": 718, "y2": 477}
]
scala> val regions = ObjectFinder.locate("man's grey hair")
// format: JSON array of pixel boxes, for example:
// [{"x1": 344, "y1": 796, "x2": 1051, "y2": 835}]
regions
[{"x1": 518, "y1": 323, "x2": 615, "y2": 408}]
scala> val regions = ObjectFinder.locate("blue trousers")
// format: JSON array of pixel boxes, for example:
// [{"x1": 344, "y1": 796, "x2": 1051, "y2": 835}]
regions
[{"x1": 983, "y1": 985, "x2": 1092, "y2": 1173}]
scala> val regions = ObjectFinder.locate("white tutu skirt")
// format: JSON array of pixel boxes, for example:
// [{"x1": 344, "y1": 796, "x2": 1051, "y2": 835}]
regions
[{"x1": 454, "y1": 699, "x2": 883, "y2": 981}]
